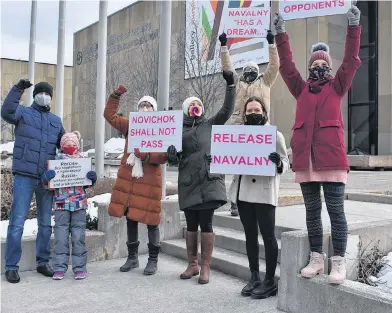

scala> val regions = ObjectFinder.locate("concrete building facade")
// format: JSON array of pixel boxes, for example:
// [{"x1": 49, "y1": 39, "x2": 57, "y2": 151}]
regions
[
  {"x1": 72, "y1": 0, "x2": 392, "y2": 155},
  {"x1": 1, "y1": 58, "x2": 73, "y2": 141}
]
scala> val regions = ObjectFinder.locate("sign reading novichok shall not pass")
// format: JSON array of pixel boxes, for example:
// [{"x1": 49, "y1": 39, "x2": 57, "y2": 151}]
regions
[
  {"x1": 279, "y1": 0, "x2": 351, "y2": 20},
  {"x1": 210, "y1": 125, "x2": 277, "y2": 176},
  {"x1": 128, "y1": 111, "x2": 183, "y2": 153},
  {"x1": 47, "y1": 158, "x2": 92, "y2": 189}
]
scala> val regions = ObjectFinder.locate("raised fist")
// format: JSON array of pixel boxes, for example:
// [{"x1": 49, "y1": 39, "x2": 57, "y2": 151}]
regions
[
  {"x1": 222, "y1": 70, "x2": 235, "y2": 86},
  {"x1": 114, "y1": 85, "x2": 128, "y2": 96},
  {"x1": 266, "y1": 30, "x2": 274, "y2": 44},
  {"x1": 15, "y1": 79, "x2": 33, "y2": 90},
  {"x1": 347, "y1": 5, "x2": 360, "y2": 26},
  {"x1": 219, "y1": 32, "x2": 227, "y2": 46},
  {"x1": 273, "y1": 12, "x2": 285, "y2": 34}
]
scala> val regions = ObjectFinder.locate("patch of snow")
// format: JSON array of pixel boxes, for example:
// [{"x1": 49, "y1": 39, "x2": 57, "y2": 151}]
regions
[
  {"x1": 0, "y1": 141, "x2": 14, "y2": 154},
  {"x1": 87, "y1": 193, "x2": 112, "y2": 218},
  {"x1": 165, "y1": 194, "x2": 178, "y2": 200},
  {"x1": 372, "y1": 252, "x2": 392, "y2": 293},
  {"x1": 1, "y1": 217, "x2": 55, "y2": 238},
  {"x1": 1, "y1": 193, "x2": 112, "y2": 238},
  {"x1": 85, "y1": 138, "x2": 125, "y2": 155}
]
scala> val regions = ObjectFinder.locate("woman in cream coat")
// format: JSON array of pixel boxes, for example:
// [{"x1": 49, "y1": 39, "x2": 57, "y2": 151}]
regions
[{"x1": 229, "y1": 97, "x2": 289, "y2": 300}]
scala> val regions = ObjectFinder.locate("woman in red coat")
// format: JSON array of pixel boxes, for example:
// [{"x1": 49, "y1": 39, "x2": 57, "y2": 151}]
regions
[{"x1": 273, "y1": 5, "x2": 362, "y2": 285}]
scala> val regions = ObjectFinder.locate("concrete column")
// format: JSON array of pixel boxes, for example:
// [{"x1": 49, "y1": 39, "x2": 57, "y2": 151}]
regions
[
  {"x1": 157, "y1": 0, "x2": 172, "y2": 199},
  {"x1": 27, "y1": 0, "x2": 37, "y2": 105},
  {"x1": 95, "y1": 0, "x2": 108, "y2": 178},
  {"x1": 55, "y1": 0, "x2": 66, "y2": 120}
]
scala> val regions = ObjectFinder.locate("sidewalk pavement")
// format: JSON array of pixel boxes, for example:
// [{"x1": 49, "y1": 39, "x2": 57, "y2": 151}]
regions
[{"x1": 1, "y1": 255, "x2": 283, "y2": 313}]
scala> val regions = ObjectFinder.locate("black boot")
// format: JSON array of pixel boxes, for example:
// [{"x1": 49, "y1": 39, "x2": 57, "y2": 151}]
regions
[
  {"x1": 241, "y1": 271, "x2": 261, "y2": 297},
  {"x1": 5, "y1": 270, "x2": 20, "y2": 283},
  {"x1": 120, "y1": 241, "x2": 140, "y2": 272},
  {"x1": 251, "y1": 277, "x2": 278, "y2": 299},
  {"x1": 143, "y1": 243, "x2": 160, "y2": 275},
  {"x1": 36, "y1": 264, "x2": 54, "y2": 277}
]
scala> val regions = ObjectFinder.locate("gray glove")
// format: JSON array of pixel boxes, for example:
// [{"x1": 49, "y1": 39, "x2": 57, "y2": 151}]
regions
[
  {"x1": 347, "y1": 5, "x2": 360, "y2": 26},
  {"x1": 273, "y1": 12, "x2": 285, "y2": 34}
]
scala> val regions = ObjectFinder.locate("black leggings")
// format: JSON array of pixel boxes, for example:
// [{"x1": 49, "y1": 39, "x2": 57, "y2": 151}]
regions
[
  {"x1": 184, "y1": 209, "x2": 214, "y2": 233},
  {"x1": 237, "y1": 201, "x2": 278, "y2": 280},
  {"x1": 300, "y1": 182, "x2": 347, "y2": 257},
  {"x1": 127, "y1": 218, "x2": 160, "y2": 245}
]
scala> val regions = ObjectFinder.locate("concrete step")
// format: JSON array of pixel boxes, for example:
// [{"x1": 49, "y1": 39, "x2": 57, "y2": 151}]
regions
[
  {"x1": 0, "y1": 230, "x2": 106, "y2": 274},
  {"x1": 161, "y1": 238, "x2": 280, "y2": 282},
  {"x1": 213, "y1": 211, "x2": 296, "y2": 240},
  {"x1": 214, "y1": 226, "x2": 282, "y2": 263}
]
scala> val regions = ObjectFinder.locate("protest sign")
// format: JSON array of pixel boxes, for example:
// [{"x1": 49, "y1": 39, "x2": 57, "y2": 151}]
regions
[
  {"x1": 279, "y1": 0, "x2": 351, "y2": 20},
  {"x1": 47, "y1": 158, "x2": 92, "y2": 189},
  {"x1": 210, "y1": 125, "x2": 277, "y2": 176},
  {"x1": 225, "y1": 4, "x2": 271, "y2": 38},
  {"x1": 185, "y1": 0, "x2": 270, "y2": 79},
  {"x1": 128, "y1": 110, "x2": 183, "y2": 153}
]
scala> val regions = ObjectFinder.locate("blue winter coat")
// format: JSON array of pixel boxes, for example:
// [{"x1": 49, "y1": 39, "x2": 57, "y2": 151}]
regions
[{"x1": 1, "y1": 86, "x2": 65, "y2": 178}]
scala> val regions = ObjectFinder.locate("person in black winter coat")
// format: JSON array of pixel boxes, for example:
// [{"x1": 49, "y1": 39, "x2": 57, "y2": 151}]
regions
[{"x1": 167, "y1": 70, "x2": 236, "y2": 284}]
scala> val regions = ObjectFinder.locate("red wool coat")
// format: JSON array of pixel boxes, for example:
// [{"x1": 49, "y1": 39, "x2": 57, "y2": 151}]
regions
[{"x1": 276, "y1": 26, "x2": 362, "y2": 172}]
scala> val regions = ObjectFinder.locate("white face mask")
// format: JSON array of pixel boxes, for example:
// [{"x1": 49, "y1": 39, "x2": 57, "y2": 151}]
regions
[{"x1": 34, "y1": 94, "x2": 51, "y2": 107}]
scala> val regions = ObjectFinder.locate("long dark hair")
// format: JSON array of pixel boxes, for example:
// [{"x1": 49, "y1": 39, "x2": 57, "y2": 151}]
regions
[{"x1": 242, "y1": 96, "x2": 268, "y2": 122}]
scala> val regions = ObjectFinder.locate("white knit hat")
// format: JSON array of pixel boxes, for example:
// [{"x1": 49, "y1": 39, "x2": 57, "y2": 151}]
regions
[
  {"x1": 137, "y1": 96, "x2": 157, "y2": 111},
  {"x1": 243, "y1": 61, "x2": 260, "y2": 76},
  {"x1": 182, "y1": 97, "x2": 204, "y2": 116}
]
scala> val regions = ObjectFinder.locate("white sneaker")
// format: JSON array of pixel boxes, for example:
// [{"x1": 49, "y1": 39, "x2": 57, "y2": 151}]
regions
[
  {"x1": 328, "y1": 256, "x2": 346, "y2": 284},
  {"x1": 301, "y1": 252, "x2": 326, "y2": 278}
]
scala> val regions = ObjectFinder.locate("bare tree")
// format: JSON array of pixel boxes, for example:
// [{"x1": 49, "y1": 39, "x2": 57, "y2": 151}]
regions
[{"x1": 176, "y1": 17, "x2": 226, "y2": 117}]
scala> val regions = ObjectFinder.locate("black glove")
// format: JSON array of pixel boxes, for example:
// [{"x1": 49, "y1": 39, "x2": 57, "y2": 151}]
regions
[
  {"x1": 206, "y1": 154, "x2": 212, "y2": 164},
  {"x1": 269, "y1": 152, "x2": 282, "y2": 167},
  {"x1": 223, "y1": 70, "x2": 235, "y2": 86},
  {"x1": 219, "y1": 32, "x2": 227, "y2": 46},
  {"x1": 15, "y1": 79, "x2": 33, "y2": 90},
  {"x1": 266, "y1": 30, "x2": 274, "y2": 44},
  {"x1": 167, "y1": 145, "x2": 179, "y2": 165}
]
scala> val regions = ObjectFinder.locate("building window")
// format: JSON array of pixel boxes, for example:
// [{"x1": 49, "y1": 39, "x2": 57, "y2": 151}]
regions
[{"x1": 348, "y1": 0, "x2": 378, "y2": 155}]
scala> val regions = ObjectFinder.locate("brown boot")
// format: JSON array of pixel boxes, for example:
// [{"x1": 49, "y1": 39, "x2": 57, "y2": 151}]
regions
[
  {"x1": 180, "y1": 231, "x2": 199, "y2": 279},
  {"x1": 198, "y1": 232, "x2": 215, "y2": 284}
]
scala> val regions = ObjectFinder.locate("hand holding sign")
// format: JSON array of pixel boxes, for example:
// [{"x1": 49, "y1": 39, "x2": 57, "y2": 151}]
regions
[
  {"x1": 134, "y1": 148, "x2": 148, "y2": 161},
  {"x1": 268, "y1": 152, "x2": 282, "y2": 167},
  {"x1": 41, "y1": 170, "x2": 56, "y2": 185},
  {"x1": 273, "y1": 12, "x2": 285, "y2": 34},
  {"x1": 347, "y1": 5, "x2": 360, "y2": 26},
  {"x1": 266, "y1": 30, "x2": 274, "y2": 44}
]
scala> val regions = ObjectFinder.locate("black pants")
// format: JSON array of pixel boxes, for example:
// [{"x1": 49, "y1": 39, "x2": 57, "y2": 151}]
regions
[
  {"x1": 127, "y1": 218, "x2": 160, "y2": 245},
  {"x1": 300, "y1": 182, "x2": 347, "y2": 257},
  {"x1": 237, "y1": 201, "x2": 278, "y2": 280},
  {"x1": 184, "y1": 209, "x2": 214, "y2": 233}
]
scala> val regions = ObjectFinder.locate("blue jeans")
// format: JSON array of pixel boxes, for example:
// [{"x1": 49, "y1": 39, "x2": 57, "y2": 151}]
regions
[
  {"x1": 53, "y1": 210, "x2": 87, "y2": 273},
  {"x1": 5, "y1": 174, "x2": 54, "y2": 271}
]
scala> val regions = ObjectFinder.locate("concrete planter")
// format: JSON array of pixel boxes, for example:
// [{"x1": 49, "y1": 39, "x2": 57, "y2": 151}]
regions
[
  {"x1": 1, "y1": 200, "x2": 183, "y2": 273},
  {"x1": 277, "y1": 220, "x2": 392, "y2": 313}
]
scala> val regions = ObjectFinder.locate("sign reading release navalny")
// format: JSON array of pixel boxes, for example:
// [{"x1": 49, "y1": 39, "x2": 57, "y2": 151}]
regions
[
  {"x1": 210, "y1": 125, "x2": 277, "y2": 176},
  {"x1": 128, "y1": 111, "x2": 183, "y2": 153}
]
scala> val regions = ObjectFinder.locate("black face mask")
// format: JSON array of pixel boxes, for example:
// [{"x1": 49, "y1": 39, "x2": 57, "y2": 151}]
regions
[
  {"x1": 244, "y1": 113, "x2": 267, "y2": 126},
  {"x1": 308, "y1": 65, "x2": 331, "y2": 81},
  {"x1": 243, "y1": 71, "x2": 258, "y2": 83}
]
